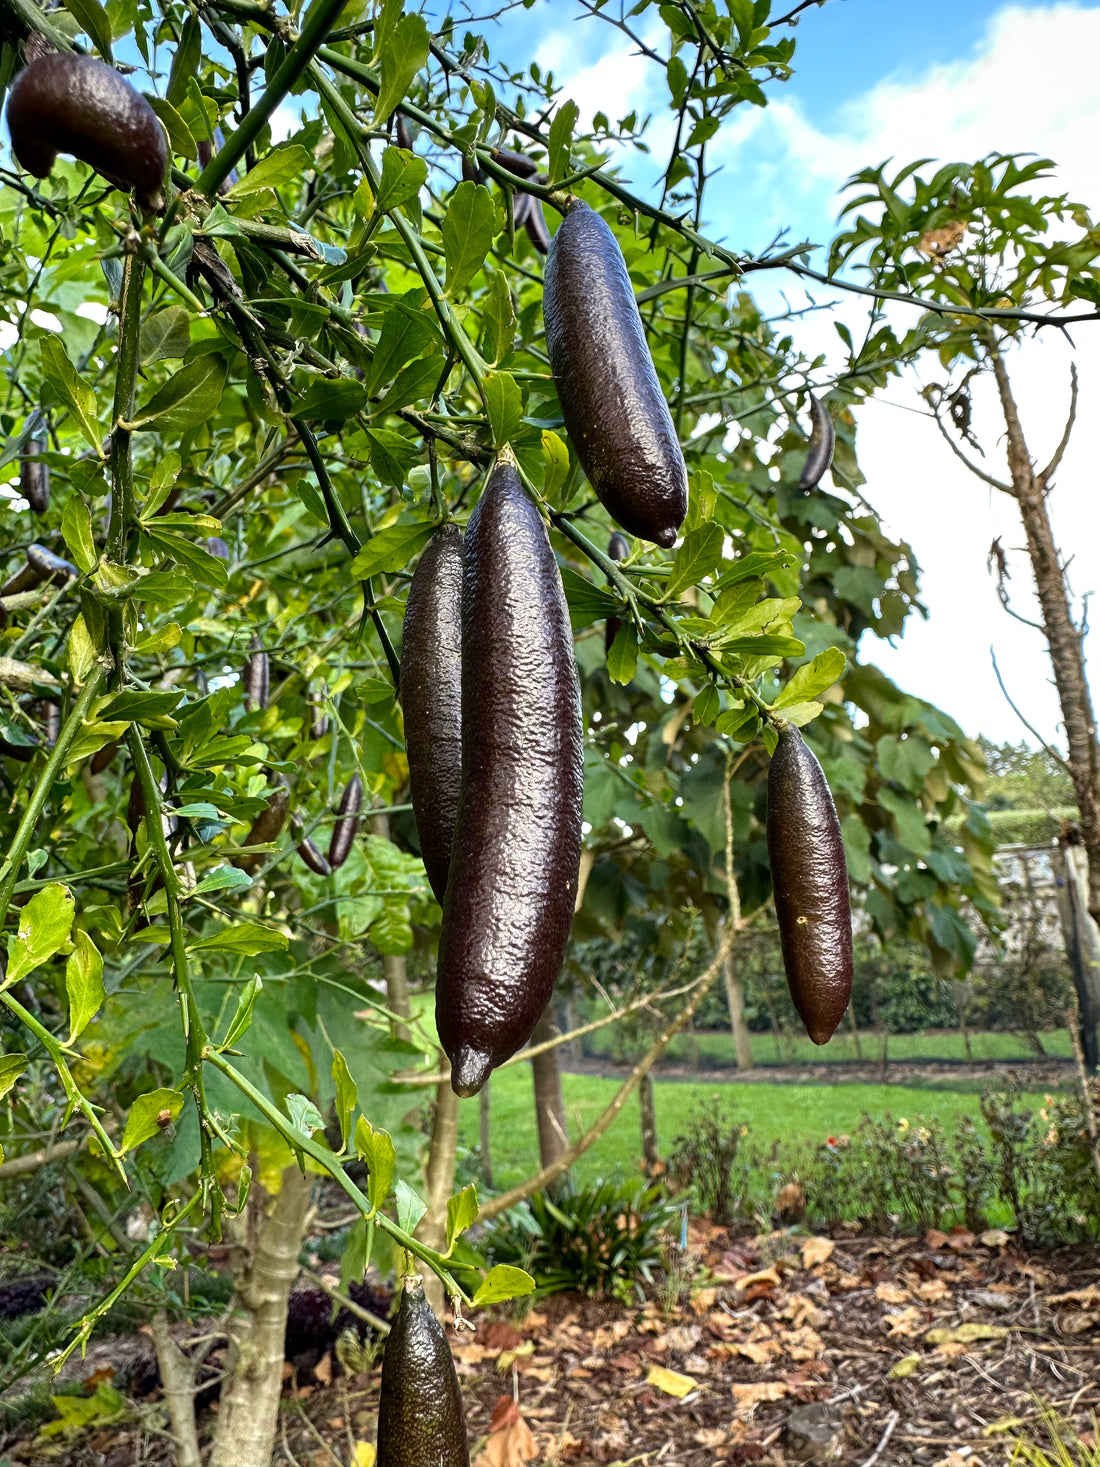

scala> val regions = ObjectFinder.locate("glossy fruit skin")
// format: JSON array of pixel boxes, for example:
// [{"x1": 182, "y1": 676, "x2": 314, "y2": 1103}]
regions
[
  {"x1": 237, "y1": 779, "x2": 290, "y2": 873},
  {"x1": 799, "y1": 393, "x2": 835, "y2": 492},
  {"x1": 766, "y1": 725, "x2": 853, "y2": 1045},
  {"x1": 327, "y1": 772, "x2": 363, "y2": 870},
  {"x1": 1, "y1": 544, "x2": 78, "y2": 597},
  {"x1": 21, "y1": 434, "x2": 49, "y2": 515},
  {"x1": 524, "y1": 200, "x2": 550, "y2": 255},
  {"x1": 490, "y1": 147, "x2": 538, "y2": 179},
  {"x1": 544, "y1": 201, "x2": 687, "y2": 548},
  {"x1": 395, "y1": 115, "x2": 412, "y2": 151},
  {"x1": 401, "y1": 525, "x2": 464, "y2": 904},
  {"x1": 436, "y1": 460, "x2": 583, "y2": 1098},
  {"x1": 243, "y1": 638, "x2": 269, "y2": 712},
  {"x1": 292, "y1": 817, "x2": 332, "y2": 878},
  {"x1": 7, "y1": 54, "x2": 167, "y2": 204},
  {"x1": 376, "y1": 1279, "x2": 469, "y2": 1467}
]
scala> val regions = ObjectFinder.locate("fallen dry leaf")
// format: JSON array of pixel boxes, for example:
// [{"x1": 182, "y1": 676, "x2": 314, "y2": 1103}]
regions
[
  {"x1": 1049, "y1": 1285, "x2": 1100, "y2": 1307},
  {"x1": 875, "y1": 1282, "x2": 911, "y2": 1305},
  {"x1": 731, "y1": 1380, "x2": 788, "y2": 1413},
  {"x1": 734, "y1": 1266, "x2": 781, "y2": 1293},
  {"x1": 480, "y1": 1396, "x2": 538, "y2": 1467},
  {"x1": 915, "y1": 1278, "x2": 951, "y2": 1302},
  {"x1": 980, "y1": 1229, "x2": 1010, "y2": 1249},
  {"x1": 694, "y1": 1427, "x2": 727, "y2": 1447},
  {"x1": 732, "y1": 1340, "x2": 781, "y2": 1365},
  {"x1": 313, "y1": 1352, "x2": 332, "y2": 1386},
  {"x1": 801, "y1": 1236, "x2": 835, "y2": 1269},
  {"x1": 883, "y1": 1307, "x2": 924, "y2": 1338},
  {"x1": 646, "y1": 1365, "x2": 698, "y2": 1398}
]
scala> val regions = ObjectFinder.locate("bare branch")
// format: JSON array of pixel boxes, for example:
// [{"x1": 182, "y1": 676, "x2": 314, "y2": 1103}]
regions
[
  {"x1": 1039, "y1": 363, "x2": 1079, "y2": 483},
  {"x1": 990, "y1": 647, "x2": 1072, "y2": 774},
  {"x1": 928, "y1": 401, "x2": 1013, "y2": 494},
  {"x1": 0, "y1": 656, "x2": 62, "y2": 693}
]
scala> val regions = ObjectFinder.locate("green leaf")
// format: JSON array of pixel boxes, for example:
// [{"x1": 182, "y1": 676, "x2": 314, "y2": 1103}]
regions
[
  {"x1": 372, "y1": 11, "x2": 430, "y2": 125},
  {"x1": 541, "y1": 429, "x2": 570, "y2": 505},
  {"x1": 446, "y1": 1183, "x2": 479, "y2": 1253},
  {"x1": 442, "y1": 181, "x2": 499, "y2": 295},
  {"x1": 354, "y1": 1116, "x2": 396, "y2": 1213},
  {"x1": 0, "y1": 1053, "x2": 28, "y2": 1102},
  {"x1": 773, "y1": 647, "x2": 847, "y2": 710},
  {"x1": 473, "y1": 1264, "x2": 536, "y2": 1307},
  {"x1": 142, "y1": 529, "x2": 229, "y2": 588},
  {"x1": 774, "y1": 700, "x2": 823, "y2": 727},
  {"x1": 559, "y1": 568, "x2": 619, "y2": 630},
  {"x1": 297, "y1": 378, "x2": 368, "y2": 422},
  {"x1": 480, "y1": 270, "x2": 515, "y2": 366},
  {"x1": 607, "y1": 621, "x2": 638, "y2": 684},
  {"x1": 222, "y1": 974, "x2": 262, "y2": 1048},
  {"x1": 166, "y1": 11, "x2": 200, "y2": 105},
  {"x1": 365, "y1": 296, "x2": 442, "y2": 394},
  {"x1": 395, "y1": 1177, "x2": 427, "y2": 1234},
  {"x1": 367, "y1": 427, "x2": 421, "y2": 490},
  {"x1": 133, "y1": 355, "x2": 228, "y2": 434},
  {"x1": 375, "y1": 145, "x2": 428, "y2": 213},
  {"x1": 119, "y1": 1088, "x2": 184, "y2": 1153},
  {"x1": 66, "y1": 930, "x2": 104, "y2": 1042},
  {"x1": 693, "y1": 683, "x2": 720, "y2": 726},
  {"x1": 68, "y1": 615, "x2": 100, "y2": 686},
  {"x1": 63, "y1": 0, "x2": 112, "y2": 59},
  {"x1": 228, "y1": 144, "x2": 311, "y2": 196},
  {"x1": 331, "y1": 1049, "x2": 357, "y2": 1152},
  {"x1": 684, "y1": 469, "x2": 717, "y2": 531},
  {"x1": 483, "y1": 371, "x2": 522, "y2": 447},
  {"x1": 191, "y1": 866, "x2": 253, "y2": 897},
  {"x1": 666, "y1": 523, "x2": 725, "y2": 598},
  {"x1": 350, "y1": 521, "x2": 434, "y2": 579},
  {"x1": 547, "y1": 98, "x2": 579, "y2": 182},
  {"x1": 286, "y1": 1092, "x2": 325, "y2": 1137},
  {"x1": 61, "y1": 497, "x2": 96, "y2": 574},
  {"x1": 188, "y1": 923, "x2": 288, "y2": 955},
  {"x1": 40, "y1": 337, "x2": 100, "y2": 453},
  {"x1": 99, "y1": 689, "x2": 182, "y2": 727},
  {"x1": 146, "y1": 95, "x2": 196, "y2": 161},
  {"x1": 65, "y1": 720, "x2": 128, "y2": 768},
  {"x1": 5, "y1": 884, "x2": 74, "y2": 986},
  {"x1": 139, "y1": 305, "x2": 192, "y2": 366}
]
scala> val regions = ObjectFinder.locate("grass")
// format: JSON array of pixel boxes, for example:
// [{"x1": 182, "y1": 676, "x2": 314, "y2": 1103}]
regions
[
  {"x1": 585, "y1": 1026, "x2": 1073, "y2": 1069},
  {"x1": 461, "y1": 1058, "x2": 1055, "y2": 1195}
]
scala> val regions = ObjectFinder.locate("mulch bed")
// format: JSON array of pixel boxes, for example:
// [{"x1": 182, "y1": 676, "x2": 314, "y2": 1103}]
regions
[{"x1": 7, "y1": 1228, "x2": 1097, "y2": 1465}]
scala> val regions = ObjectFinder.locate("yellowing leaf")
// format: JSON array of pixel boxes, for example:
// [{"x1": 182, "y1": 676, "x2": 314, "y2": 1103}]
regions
[
  {"x1": 887, "y1": 1352, "x2": 922, "y2": 1380},
  {"x1": 925, "y1": 1322, "x2": 1008, "y2": 1345},
  {"x1": 647, "y1": 1365, "x2": 697, "y2": 1398},
  {"x1": 354, "y1": 1443, "x2": 376, "y2": 1467}
]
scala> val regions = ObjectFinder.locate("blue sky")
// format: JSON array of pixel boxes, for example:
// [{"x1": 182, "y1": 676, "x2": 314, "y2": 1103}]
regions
[{"x1": 458, "y1": 0, "x2": 1100, "y2": 748}]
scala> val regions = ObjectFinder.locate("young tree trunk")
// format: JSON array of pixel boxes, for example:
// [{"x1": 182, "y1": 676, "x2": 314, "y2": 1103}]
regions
[
  {"x1": 417, "y1": 1078, "x2": 459, "y2": 1316},
  {"x1": 638, "y1": 1070, "x2": 659, "y2": 1173},
  {"x1": 370, "y1": 811, "x2": 411, "y2": 1041},
  {"x1": 846, "y1": 1001, "x2": 863, "y2": 1058},
  {"x1": 990, "y1": 346, "x2": 1100, "y2": 1065},
  {"x1": 530, "y1": 1012, "x2": 570, "y2": 1190},
  {"x1": 723, "y1": 946, "x2": 754, "y2": 1070},
  {"x1": 150, "y1": 1312, "x2": 201, "y2": 1467},
  {"x1": 479, "y1": 1079, "x2": 493, "y2": 1189},
  {"x1": 210, "y1": 1164, "x2": 312, "y2": 1467}
]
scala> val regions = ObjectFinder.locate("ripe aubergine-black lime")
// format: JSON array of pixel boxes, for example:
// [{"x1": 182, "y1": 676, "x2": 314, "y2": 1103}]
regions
[
  {"x1": 604, "y1": 531, "x2": 630, "y2": 655},
  {"x1": 291, "y1": 816, "x2": 332, "y2": 878},
  {"x1": 766, "y1": 724, "x2": 852, "y2": 1045},
  {"x1": 376, "y1": 1278, "x2": 470, "y2": 1467},
  {"x1": 436, "y1": 458, "x2": 583, "y2": 1098},
  {"x1": 21, "y1": 425, "x2": 49, "y2": 515},
  {"x1": 544, "y1": 201, "x2": 687, "y2": 548},
  {"x1": 7, "y1": 54, "x2": 167, "y2": 206},
  {"x1": 524, "y1": 199, "x2": 550, "y2": 255},
  {"x1": 799, "y1": 393, "x2": 835, "y2": 492},
  {"x1": 401, "y1": 524, "x2": 464, "y2": 904},
  {"x1": 236, "y1": 779, "x2": 290, "y2": 873},
  {"x1": 328, "y1": 772, "x2": 363, "y2": 870},
  {"x1": 1, "y1": 545, "x2": 78, "y2": 597}
]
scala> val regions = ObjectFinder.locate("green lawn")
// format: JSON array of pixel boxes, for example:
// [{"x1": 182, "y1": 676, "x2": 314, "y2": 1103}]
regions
[
  {"x1": 460, "y1": 1063, "x2": 1054, "y2": 1194},
  {"x1": 584, "y1": 1026, "x2": 1073, "y2": 1069}
]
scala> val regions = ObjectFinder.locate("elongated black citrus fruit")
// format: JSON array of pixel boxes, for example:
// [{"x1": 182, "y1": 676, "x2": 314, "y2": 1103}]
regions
[
  {"x1": 377, "y1": 1277, "x2": 469, "y2": 1467},
  {"x1": 799, "y1": 393, "x2": 835, "y2": 491},
  {"x1": 544, "y1": 201, "x2": 687, "y2": 547},
  {"x1": 524, "y1": 199, "x2": 550, "y2": 255},
  {"x1": 401, "y1": 525, "x2": 464, "y2": 904},
  {"x1": 291, "y1": 815, "x2": 331, "y2": 877},
  {"x1": 766, "y1": 724, "x2": 852, "y2": 1044},
  {"x1": 437, "y1": 458, "x2": 583, "y2": 1097},
  {"x1": 605, "y1": 530, "x2": 630, "y2": 656},
  {"x1": 236, "y1": 778, "x2": 289, "y2": 873},
  {"x1": 328, "y1": 772, "x2": 363, "y2": 870},
  {"x1": 7, "y1": 54, "x2": 167, "y2": 205},
  {"x1": 21, "y1": 426, "x2": 49, "y2": 515},
  {"x1": 1, "y1": 545, "x2": 78, "y2": 597}
]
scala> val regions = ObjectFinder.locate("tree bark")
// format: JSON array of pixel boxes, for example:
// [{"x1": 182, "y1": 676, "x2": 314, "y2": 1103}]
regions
[
  {"x1": 370, "y1": 811, "x2": 411, "y2": 1041},
  {"x1": 530, "y1": 1012, "x2": 570, "y2": 1190},
  {"x1": 210, "y1": 1164, "x2": 312, "y2": 1467},
  {"x1": 723, "y1": 946, "x2": 754, "y2": 1070},
  {"x1": 417, "y1": 1079, "x2": 459, "y2": 1316},
  {"x1": 990, "y1": 344, "x2": 1100, "y2": 1064},
  {"x1": 638, "y1": 1071, "x2": 659, "y2": 1173},
  {"x1": 150, "y1": 1311, "x2": 202, "y2": 1467}
]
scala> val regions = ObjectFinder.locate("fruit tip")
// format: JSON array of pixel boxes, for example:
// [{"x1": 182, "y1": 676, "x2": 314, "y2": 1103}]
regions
[
  {"x1": 654, "y1": 525, "x2": 677, "y2": 549},
  {"x1": 450, "y1": 1046, "x2": 493, "y2": 1098}
]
